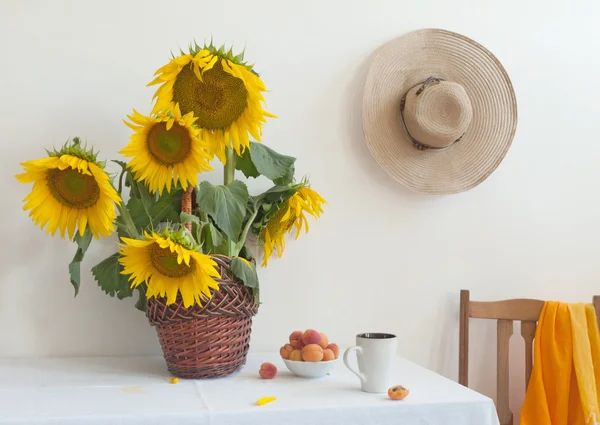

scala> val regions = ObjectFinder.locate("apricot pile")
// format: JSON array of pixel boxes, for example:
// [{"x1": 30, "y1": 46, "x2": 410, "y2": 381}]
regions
[{"x1": 280, "y1": 329, "x2": 340, "y2": 362}]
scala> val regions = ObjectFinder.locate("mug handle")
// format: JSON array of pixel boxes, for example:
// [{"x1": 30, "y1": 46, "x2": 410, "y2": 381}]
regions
[{"x1": 343, "y1": 346, "x2": 366, "y2": 384}]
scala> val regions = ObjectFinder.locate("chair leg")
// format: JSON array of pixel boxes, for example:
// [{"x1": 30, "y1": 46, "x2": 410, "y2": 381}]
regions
[
  {"x1": 500, "y1": 412, "x2": 514, "y2": 425},
  {"x1": 459, "y1": 289, "x2": 470, "y2": 386},
  {"x1": 497, "y1": 319, "x2": 514, "y2": 425}
]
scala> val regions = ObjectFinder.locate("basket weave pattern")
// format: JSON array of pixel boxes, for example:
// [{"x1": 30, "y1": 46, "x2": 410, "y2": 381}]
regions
[{"x1": 147, "y1": 255, "x2": 259, "y2": 379}]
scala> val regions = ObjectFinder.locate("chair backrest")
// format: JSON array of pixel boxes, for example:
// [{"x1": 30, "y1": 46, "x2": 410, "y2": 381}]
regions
[{"x1": 459, "y1": 290, "x2": 600, "y2": 425}]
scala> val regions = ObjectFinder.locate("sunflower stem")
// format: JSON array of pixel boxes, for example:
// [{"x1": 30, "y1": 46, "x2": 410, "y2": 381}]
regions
[
  {"x1": 223, "y1": 147, "x2": 238, "y2": 256},
  {"x1": 199, "y1": 211, "x2": 209, "y2": 223},
  {"x1": 116, "y1": 203, "x2": 140, "y2": 239},
  {"x1": 235, "y1": 203, "x2": 259, "y2": 254},
  {"x1": 181, "y1": 186, "x2": 194, "y2": 232},
  {"x1": 224, "y1": 147, "x2": 236, "y2": 185},
  {"x1": 116, "y1": 170, "x2": 126, "y2": 195}
]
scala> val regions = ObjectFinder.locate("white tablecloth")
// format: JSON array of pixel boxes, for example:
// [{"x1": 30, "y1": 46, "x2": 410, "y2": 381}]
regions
[{"x1": 0, "y1": 353, "x2": 499, "y2": 425}]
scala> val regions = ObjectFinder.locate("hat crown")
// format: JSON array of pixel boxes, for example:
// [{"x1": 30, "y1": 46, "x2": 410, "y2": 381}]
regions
[{"x1": 402, "y1": 79, "x2": 473, "y2": 149}]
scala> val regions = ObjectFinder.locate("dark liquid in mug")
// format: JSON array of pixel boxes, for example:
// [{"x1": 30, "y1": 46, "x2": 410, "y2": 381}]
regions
[{"x1": 358, "y1": 333, "x2": 396, "y2": 339}]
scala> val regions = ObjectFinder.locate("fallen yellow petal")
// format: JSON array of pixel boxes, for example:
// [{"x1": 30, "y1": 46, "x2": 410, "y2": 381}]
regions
[
  {"x1": 169, "y1": 377, "x2": 179, "y2": 384},
  {"x1": 257, "y1": 396, "x2": 277, "y2": 406}
]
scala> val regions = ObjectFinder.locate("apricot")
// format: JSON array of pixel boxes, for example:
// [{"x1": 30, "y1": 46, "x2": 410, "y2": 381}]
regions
[
  {"x1": 326, "y1": 343, "x2": 340, "y2": 359},
  {"x1": 302, "y1": 344, "x2": 324, "y2": 362},
  {"x1": 289, "y1": 349, "x2": 303, "y2": 361},
  {"x1": 322, "y1": 348, "x2": 335, "y2": 361},
  {"x1": 388, "y1": 385, "x2": 409, "y2": 400},
  {"x1": 302, "y1": 329, "x2": 322, "y2": 346},
  {"x1": 289, "y1": 331, "x2": 303, "y2": 348},
  {"x1": 319, "y1": 333, "x2": 329, "y2": 349},
  {"x1": 259, "y1": 362, "x2": 277, "y2": 379},
  {"x1": 280, "y1": 345, "x2": 292, "y2": 359}
]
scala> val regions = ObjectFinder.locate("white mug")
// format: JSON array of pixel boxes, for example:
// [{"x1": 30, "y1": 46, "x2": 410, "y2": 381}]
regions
[{"x1": 343, "y1": 333, "x2": 397, "y2": 393}]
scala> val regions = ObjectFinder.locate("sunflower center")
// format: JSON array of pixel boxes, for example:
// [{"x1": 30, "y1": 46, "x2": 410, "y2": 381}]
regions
[
  {"x1": 173, "y1": 59, "x2": 248, "y2": 130},
  {"x1": 147, "y1": 122, "x2": 192, "y2": 165},
  {"x1": 267, "y1": 206, "x2": 296, "y2": 236},
  {"x1": 46, "y1": 167, "x2": 100, "y2": 209},
  {"x1": 150, "y1": 244, "x2": 194, "y2": 278}
]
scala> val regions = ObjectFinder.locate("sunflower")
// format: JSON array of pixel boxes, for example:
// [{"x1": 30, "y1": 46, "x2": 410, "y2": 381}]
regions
[
  {"x1": 121, "y1": 105, "x2": 213, "y2": 194},
  {"x1": 260, "y1": 186, "x2": 327, "y2": 267},
  {"x1": 148, "y1": 43, "x2": 275, "y2": 163},
  {"x1": 16, "y1": 139, "x2": 121, "y2": 239},
  {"x1": 119, "y1": 231, "x2": 220, "y2": 307}
]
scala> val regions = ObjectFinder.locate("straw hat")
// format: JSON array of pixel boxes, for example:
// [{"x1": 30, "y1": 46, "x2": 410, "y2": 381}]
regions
[{"x1": 363, "y1": 29, "x2": 517, "y2": 194}]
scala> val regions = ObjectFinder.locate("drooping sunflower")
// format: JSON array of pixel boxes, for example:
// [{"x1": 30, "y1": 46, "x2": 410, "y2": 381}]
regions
[
  {"x1": 148, "y1": 43, "x2": 275, "y2": 163},
  {"x1": 119, "y1": 231, "x2": 220, "y2": 307},
  {"x1": 16, "y1": 138, "x2": 121, "y2": 239},
  {"x1": 260, "y1": 186, "x2": 327, "y2": 267},
  {"x1": 121, "y1": 105, "x2": 213, "y2": 194}
]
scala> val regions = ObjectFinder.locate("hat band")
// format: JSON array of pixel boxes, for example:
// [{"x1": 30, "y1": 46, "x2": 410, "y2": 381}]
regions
[{"x1": 399, "y1": 77, "x2": 465, "y2": 151}]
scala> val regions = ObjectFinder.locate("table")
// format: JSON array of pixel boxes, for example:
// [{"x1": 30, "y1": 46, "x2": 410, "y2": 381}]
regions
[{"x1": 0, "y1": 353, "x2": 499, "y2": 425}]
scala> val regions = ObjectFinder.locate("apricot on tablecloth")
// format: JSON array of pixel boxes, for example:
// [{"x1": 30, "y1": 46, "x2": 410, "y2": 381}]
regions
[
  {"x1": 259, "y1": 362, "x2": 278, "y2": 379},
  {"x1": 388, "y1": 385, "x2": 409, "y2": 400}
]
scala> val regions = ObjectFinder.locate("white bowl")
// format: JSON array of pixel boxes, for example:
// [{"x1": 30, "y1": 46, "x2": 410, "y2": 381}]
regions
[{"x1": 283, "y1": 358, "x2": 338, "y2": 378}]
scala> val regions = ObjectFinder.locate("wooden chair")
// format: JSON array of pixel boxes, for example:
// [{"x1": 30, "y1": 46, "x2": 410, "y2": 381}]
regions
[{"x1": 459, "y1": 290, "x2": 600, "y2": 425}]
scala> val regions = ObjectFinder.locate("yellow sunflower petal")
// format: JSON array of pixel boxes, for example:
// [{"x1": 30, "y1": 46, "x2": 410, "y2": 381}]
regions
[
  {"x1": 260, "y1": 186, "x2": 326, "y2": 267},
  {"x1": 202, "y1": 55, "x2": 218, "y2": 73},
  {"x1": 257, "y1": 397, "x2": 276, "y2": 406}
]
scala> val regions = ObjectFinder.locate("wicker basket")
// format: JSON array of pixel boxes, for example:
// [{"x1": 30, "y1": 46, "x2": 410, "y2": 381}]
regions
[{"x1": 146, "y1": 255, "x2": 259, "y2": 379}]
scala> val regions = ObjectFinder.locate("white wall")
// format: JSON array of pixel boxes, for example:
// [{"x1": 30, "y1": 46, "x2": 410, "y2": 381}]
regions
[{"x1": 2, "y1": 0, "x2": 599, "y2": 417}]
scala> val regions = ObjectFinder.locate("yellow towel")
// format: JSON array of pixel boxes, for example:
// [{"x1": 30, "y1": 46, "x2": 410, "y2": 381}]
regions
[{"x1": 521, "y1": 302, "x2": 600, "y2": 425}]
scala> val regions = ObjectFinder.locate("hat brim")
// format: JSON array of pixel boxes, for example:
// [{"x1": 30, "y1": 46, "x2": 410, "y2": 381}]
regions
[{"x1": 363, "y1": 28, "x2": 517, "y2": 194}]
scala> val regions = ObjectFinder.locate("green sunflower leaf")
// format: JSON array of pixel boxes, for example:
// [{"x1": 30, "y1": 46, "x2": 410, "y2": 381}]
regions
[
  {"x1": 126, "y1": 188, "x2": 182, "y2": 231},
  {"x1": 201, "y1": 221, "x2": 227, "y2": 254},
  {"x1": 112, "y1": 160, "x2": 128, "y2": 170},
  {"x1": 249, "y1": 142, "x2": 296, "y2": 185},
  {"x1": 137, "y1": 182, "x2": 154, "y2": 209},
  {"x1": 152, "y1": 189, "x2": 183, "y2": 227},
  {"x1": 235, "y1": 148, "x2": 260, "y2": 178},
  {"x1": 125, "y1": 198, "x2": 147, "y2": 229},
  {"x1": 180, "y1": 212, "x2": 200, "y2": 225},
  {"x1": 92, "y1": 253, "x2": 133, "y2": 300},
  {"x1": 135, "y1": 285, "x2": 147, "y2": 312},
  {"x1": 230, "y1": 257, "x2": 259, "y2": 289},
  {"x1": 68, "y1": 228, "x2": 93, "y2": 296},
  {"x1": 196, "y1": 181, "x2": 248, "y2": 241},
  {"x1": 239, "y1": 245, "x2": 255, "y2": 262}
]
